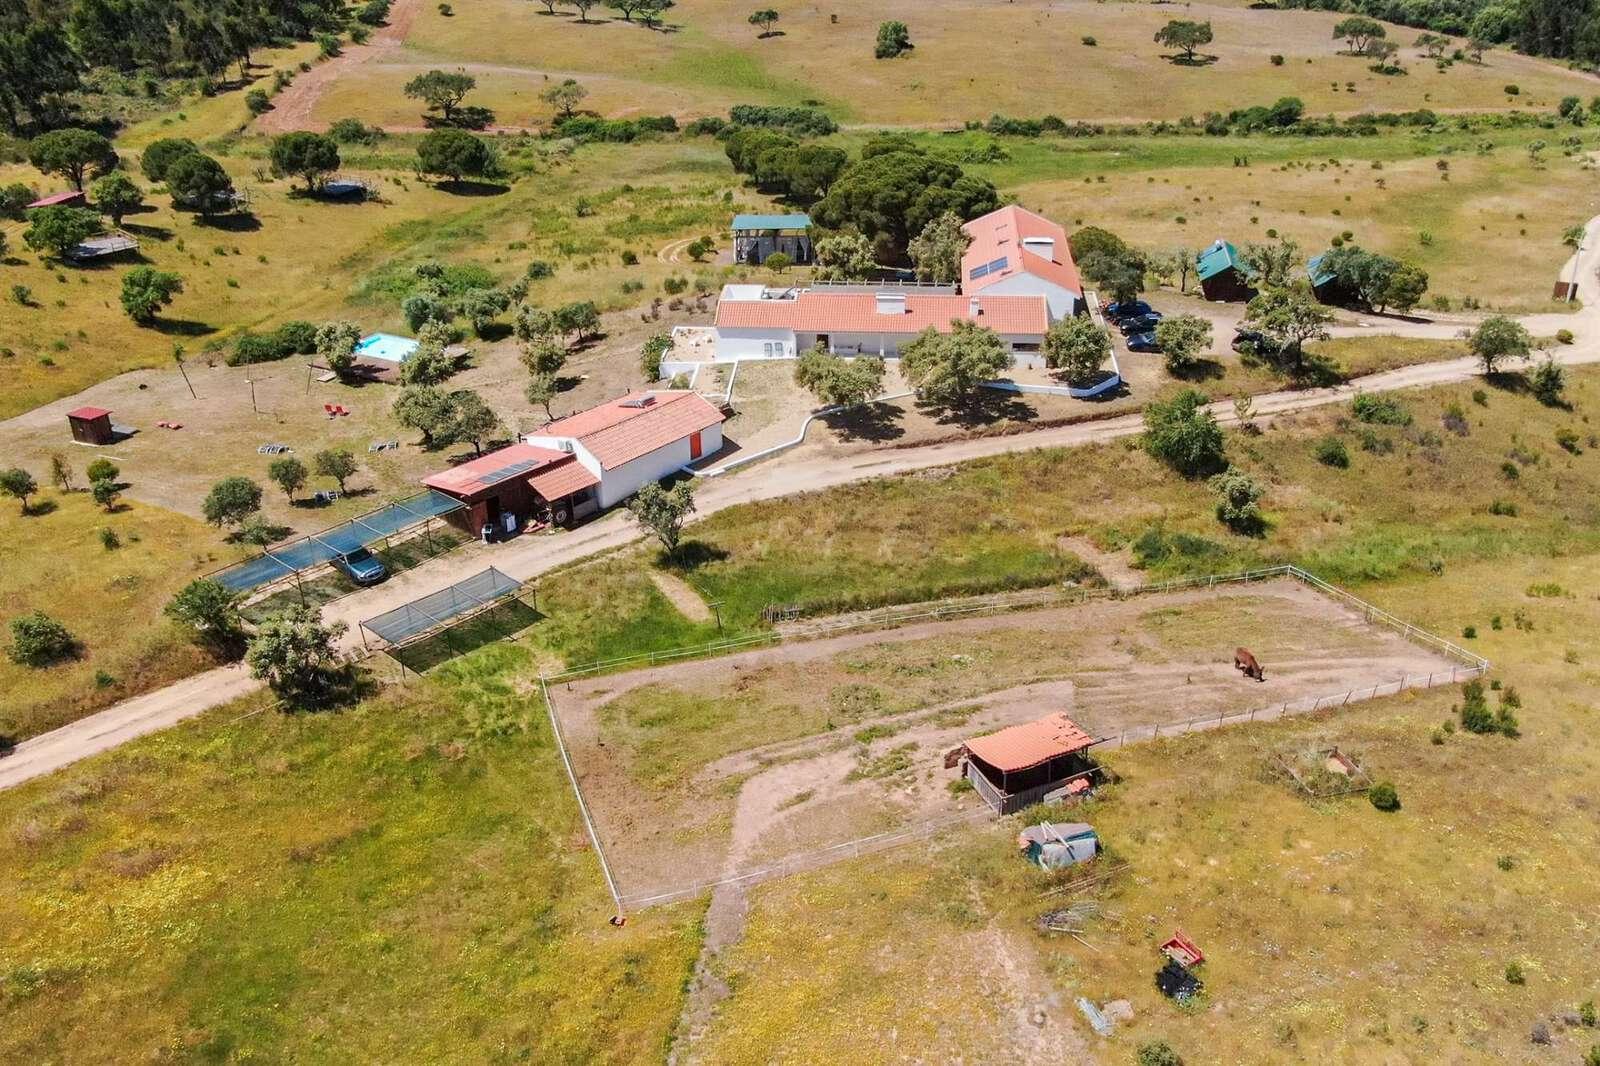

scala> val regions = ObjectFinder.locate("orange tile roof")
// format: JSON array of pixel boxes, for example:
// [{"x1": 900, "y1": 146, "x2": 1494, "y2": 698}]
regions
[
  {"x1": 961, "y1": 205, "x2": 1083, "y2": 298},
  {"x1": 423, "y1": 442, "x2": 568, "y2": 497},
  {"x1": 964, "y1": 712, "x2": 1093, "y2": 773},
  {"x1": 527, "y1": 455, "x2": 599, "y2": 500},
  {"x1": 714, "y1": 290, "x2": 1048, "y2": 336},
  {"x1": 542, "y1": 390, "x2": 724, "y2": 470}
]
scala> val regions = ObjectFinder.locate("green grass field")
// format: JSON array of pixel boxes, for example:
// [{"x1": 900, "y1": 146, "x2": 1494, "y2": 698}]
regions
[
  {"x1": 0, "y1": 487, "x2": 243, "y2": 743},
  {"x1": 0, "y1": 643, "x2": 703, "y2": 1062}
]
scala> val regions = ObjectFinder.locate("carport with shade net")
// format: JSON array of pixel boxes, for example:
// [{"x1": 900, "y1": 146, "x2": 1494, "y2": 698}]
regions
[
  {"x1": 213, "y1": 489, "x2": 466, "y2": 594},
  {"x1": 359, "y1": 567, "x2": 528, "y2": 664}
]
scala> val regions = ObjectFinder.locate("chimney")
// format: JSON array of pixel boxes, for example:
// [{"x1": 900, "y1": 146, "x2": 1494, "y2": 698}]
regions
[
  {"x1": 969, "y1": 296, "x2": 982, "y2": 318},
  {"x1": 1021, "y1": 235, "x2": 1055, "y2": 261},
  {"x1": 875, "y1": 292, "x2": 907, "y2": 315}
]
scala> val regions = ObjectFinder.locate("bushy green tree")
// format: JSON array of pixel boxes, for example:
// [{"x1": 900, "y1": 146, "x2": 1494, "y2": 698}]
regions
[
  {"x1": 165, "y1": 152, "x2": 235, "y2": 217},
  {"x1": 90, "y1": 172, "x2": 144, "y2": 225},
  {"x1": 90, "y1": 476, "x2": 121, "y2": 511},
  {"x1": 899, "y1": 320, "x2": 1012, "y2": 408},
  {"x1": 1243, "y1": 285, "x2": 1333, "y2": 373},
  {"x1": 1154, "y1": 18, "x2": 1213, "y2": 61},
  {"x1": 875, "y1": 20, "x2": 911, "y2": 58},
  {"x1": 793, "y1": 345, "x2": 887, "y2": 406},
  {"x1": 400, "y1": 322, "x2": 459, "y2": 385},
  {"x1": 7, "y1": 610, "x2": 75, "y2": 666},
  {"x1": 539, "y1": 78, "x2": 588, "y2": 120},
  {"x1": 811, "y1": 137, "x2": 997, "y2": 261},
  {"x1": 1211, "y1": 469, "x2": 1265, "y2": 534},
  {"x1": 28, "y1": 128, "x2": 117, "y2": 191},
  {"x1": 626, "y1": 480, "x2": 697, "y2": 557},
  {"x1": 403, "y1": 68, "x2": 477, "y2": 123},
  {"x1": 140, "y1": 138, "x2": 199, "y2": 182},
  {"x1": 202, "y1": 476, "x2": 263, "y2": 528},
  {"x1": 1369, "y1": 781, "x2": 1401, "y2": 811},
  {"x1": 120, "y1": 267, "x2": 183, "y2": 324},
  {"x1": 907, "y1": 211, "x2": 971, "y2": 284},
  {"x1": 1468, "y1": 315, "x2": 1531, "y2": 374},
  {"x1": 1143, "y1": 388, "x2": 1226, "y2": 477},
  {"x1": 315, "y1": 320, "x2": 362, "y2": 377},
  {"x1": 812, "y1": 233, "x2": 878, "y2": 282},
  {"x1": 165, "y1": 578, "x2": 245, "y2": 649},
  {"x1": 0, "y1": 467, "x2": 38, "y2": 514},
  {"x1": 246, "y1": 603, "x2": 348, "y2": 707},
  {"x1": 416, "y1": 129, "x2": 495, "y2": 184},
  {"x1": 446, "y1": 389, "x2": 502, "y2": 455},
  {"x1": 22, "y1": 205, "x2": 102, "y2": 259},
  {"x1": 268, "y1": 456, "x2": 308, "y2": 500},
  {"x1": 748, "y1": 8, "x2": 779, "y2": 36},
  {"x1": 1334, "y1": 16, "x2": 1386, "y2": 54},
  {"x1": 394, "y1": 385, "x2": 454, "y2": 445},
  {"x1": 1155, "y1": 314, "x2": 1213, "y2": 375},
  {"x1": 1530, "y1": 355, "x2": 1566, "y2": 406},
  {"x1": 313, "y1": 448, "x2": 359, "y2": 492},
  {"x1": 1042, "y1": 316, "x2": 1111, "y2": 385},
  {"x1": 1239, "y1": 236, "x2": 1300, "y2": 290},
  {"x1": 86, "y1": 458, "x2": 118, "y2": 483},
  {"x1": 640, "y1": 331, "x2": 673, "y2": 381},
  {"x1": 269, "y1": 132, "x2": 341, "y2": 193}
]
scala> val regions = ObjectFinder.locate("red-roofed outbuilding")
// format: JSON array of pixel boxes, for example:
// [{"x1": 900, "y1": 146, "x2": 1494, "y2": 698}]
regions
[
  {"x1": 66, "y1": 406, "x2": 114, "y2": 445},
  {"x1": 962, "y1": 712, "x2": 1098, "y2": 813}
]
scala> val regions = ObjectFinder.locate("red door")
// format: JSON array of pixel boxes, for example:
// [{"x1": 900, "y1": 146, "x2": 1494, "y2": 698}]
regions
[{"x1": 689, "y1": 431, "x2": 703, "y2": 460}]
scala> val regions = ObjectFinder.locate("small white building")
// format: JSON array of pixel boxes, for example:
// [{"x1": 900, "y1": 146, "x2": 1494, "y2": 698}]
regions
[
  {"x1": 960, "y1": 204, "x2": 1084, "y2": 320},
  {"x1": 524, "y1": 389, "x2": 724, "y2": 511},
  {"x1": 710, "y1": 287, "x2": 1050, "y2": 362},
  {"x1": 425, "y1": 390, "x2": 723, "y2": 532}
]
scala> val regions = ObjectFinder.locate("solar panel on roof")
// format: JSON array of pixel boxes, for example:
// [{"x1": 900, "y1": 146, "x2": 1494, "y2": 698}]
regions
[
  {"x1": 989, "y1": 256, "x2": 1008, "y2": 273},
  {"x1": 970, "y1": 263, "x2": 992, "y2": 280}
]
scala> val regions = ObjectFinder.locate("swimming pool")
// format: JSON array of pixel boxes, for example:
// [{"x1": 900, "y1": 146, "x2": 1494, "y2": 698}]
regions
[{"x1": 356, "y1": 332, "x2": 420, "y2": 363}]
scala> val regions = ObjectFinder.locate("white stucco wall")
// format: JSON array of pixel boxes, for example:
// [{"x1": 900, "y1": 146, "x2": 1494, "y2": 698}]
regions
[
  {"x1": 592, "y1": 423, "x2": 724, "y2": 508},
  {"x1": 798, "y1": 330, "x2": 1043, "y2": 359},
  {"x1": 712, "y1": 327, "x2": 796, "y2": 360},
  {"x1": 976, "y1": 274, "x2": 1081, "y2": 319}
]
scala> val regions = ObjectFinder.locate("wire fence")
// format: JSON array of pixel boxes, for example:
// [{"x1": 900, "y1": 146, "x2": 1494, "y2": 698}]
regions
[{"x1": 538, "y1": 564, "x2": 1488, "y2": 915}]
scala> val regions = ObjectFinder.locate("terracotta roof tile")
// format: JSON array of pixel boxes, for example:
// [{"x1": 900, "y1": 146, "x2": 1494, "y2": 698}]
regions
[
  {"x1": 527, "y1": 456, "x2": 599, "y2": 499},
  {"x1": 542, "y1": 390, "x2": 724, "y2": 470},
  {"x1": 961, "y1": 205, "x2": 1083, "y2": 298},
  {"x1": 714, "y1": 290, "x2": 1048, "y2": 335},
  {"x1": 964, "y1": 712, "x2": 1093, "y2": 773}
]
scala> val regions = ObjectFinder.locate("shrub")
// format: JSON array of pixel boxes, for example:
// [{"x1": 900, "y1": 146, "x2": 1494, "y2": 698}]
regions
[
  {"x1": 1314, "y1": 436, "x2": 1350, "y2": 468},
  {"x1": 1144, "y1": 389, "x2": 1226, "y2": 477},
  {"x1": 875, "y1": 20, "x2": 912, "y2": 58},
  {"x1": 328, "y1": 117, "x2": 382, "y2": 144},
  {"x1": 1488, "y1": 499, "x2": 1518, "y2": 516},
  {"x1": 1459, "y1": 679, "x2": 1496, "y2": 734},
  {"x1": 246, "y1": 89, "x2": 271, "y2": 115},
  {"x1": 1082, "y1": 35, "x2": 1097, "y2": 46},
  {"x1": 1368, "y1": 782, "x2": 1400, "y2": 811},
  {"x1": 98, "y1": 526, "x2": 120, "y2": 550},
  {"x1": 526, "y1": 260, "x2": 554, "y2": 279},
  {"x1": 1271, "y1": 53, "x2": 1285, "y2": 65},
  {"x1": 86, "y1": 457, "x2": 119, "y2": 483},
  {"x1": 1211, "y1": 469, "x2": 1265, "y2": 535},
  {"x1": 620, "y1": 249, "x2": 638, "y2": 266},
  {"x1": 1505, "y1": 961, "x2": 1525, "y2": 984},
  {"x1": 1504, "y1": 84, "x2": 1520, "y2": 96},
  {"x1": 727, "y1": 104, "x2": 837, "y2": 135},
  {"x1": 1351, "y1": 392, "x2": 1411, "y2": 425},
  {"x1": 1137, "y1": 1041, "x2": 1183, "y2": 1066},
  {"x1": 1462, "y1": 625, "x2": 1476, "y2": 638},
  {"x1": 1557, "y1": 427, "x2": 1582, "y2": 454},
  {"x1": 7, "y1": 610, "x2": 75, "y2": 666},
  {"x1": 1557, "y1": 328, "x2": 1575, "y2": 344}
]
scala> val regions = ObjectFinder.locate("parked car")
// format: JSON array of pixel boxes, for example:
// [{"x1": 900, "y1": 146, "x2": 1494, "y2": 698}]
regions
[
  {"x1": 1105, "y1": 299, "x2": 1153, "y2": 322},
  {"x1": 1232, "y1": 329, "x2": 1279, "y2": 356},
  {"x1": 1126, "y1": 331, "x2": 1161, "y2": 353},
  {"x1": 333, "y1": 546, "x2": 388, "y2": 586},
  {"x1": 1119, "y1": 312, "x2": 1164, "y2": 335}
]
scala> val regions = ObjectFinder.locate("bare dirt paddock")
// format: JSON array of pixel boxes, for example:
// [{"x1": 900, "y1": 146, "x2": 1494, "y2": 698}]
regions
[{"x1": 546, "y1": 578, "x2": 1465, "y2": 908}]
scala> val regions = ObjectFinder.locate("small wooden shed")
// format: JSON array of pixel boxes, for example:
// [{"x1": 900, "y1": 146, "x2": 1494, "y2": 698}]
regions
[
  {"x1": 66, "y1": 406, "x2": 114, "y2": 445},
  {"x1": 1196, "y1": 240, "x2": 1255, "y2": 302}
]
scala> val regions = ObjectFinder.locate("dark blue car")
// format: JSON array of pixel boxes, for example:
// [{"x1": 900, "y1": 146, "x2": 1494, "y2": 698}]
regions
[
  {"x1": 334, "y1": 547, "x2": 388, "y2": 586},
  {"x1": 1105, "y1": 299, "x2": 1153, "y2": 322},
  {"x1": 1126, "y1": 331, "x2": 1161, "y2": 352},
  {"x1": 1119, "y1": 312, "x2": 1164, "y2": 335}
]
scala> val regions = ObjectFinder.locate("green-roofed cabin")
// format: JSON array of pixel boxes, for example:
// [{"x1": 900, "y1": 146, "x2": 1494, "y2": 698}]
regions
[
  {"x1": 1307, "y1": 253, "x2": 1339, "y2": 302},
  {"x1": 732, "y1": 213, "x2": 813, "y2": 266},
  {"x1": 1196, "y1": 239, "x2": 1255, "y2": 302}
]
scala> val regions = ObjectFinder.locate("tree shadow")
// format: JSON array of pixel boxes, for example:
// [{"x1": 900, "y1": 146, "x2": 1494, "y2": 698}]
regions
[
  {"x1": 922, "y1": 389, "x2": 1036, "y2": 428},
  {"x1": 1170, "y1": 358, "x2": 1226, "y2": 383},
  {"x1": 1164, "y1": 52, "x2": 1219, "y2": 66},
  {"x1": 755, "y1": 29, "x2": 786, "y2": 38},
  {"x1": 475, "y1": 322, "x2": 513, "y2": 343},
  {"x1": 820, "y1": 401, "x2": 906, "y2": 442},
  {"x1": 423, "y1": 106, "x2": 497, "y2": 130},
  {"x1": 122, "y1": 221, "x2": 174, "y2": 241},
  {"x1": 149, "y1": 318, "x2": 217, "y2": 338},
  {"x1": 1484, "y1": 370, "x2": 1530, "y2": 395},
  {"x1": 435, "y1": 179, "x2": 510, "y2": 197},
  {"x1": 23, "y1": 499, "x2": 59, "y2": 517},
  {"x1": 202, "y1": 212, "x2": 264, "y2": 233},
  {"x1": 664, "y1": 539, "x2": 730, "y2": 571}
]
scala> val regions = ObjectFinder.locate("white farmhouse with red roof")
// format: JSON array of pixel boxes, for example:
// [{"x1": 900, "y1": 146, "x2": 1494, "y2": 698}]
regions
[
  {"x1": 705, "y1": 204, "x2": 1081, "y2": 363},
  {"x1": 423, "y1": 390, "x2": 723, "y2": 536}
]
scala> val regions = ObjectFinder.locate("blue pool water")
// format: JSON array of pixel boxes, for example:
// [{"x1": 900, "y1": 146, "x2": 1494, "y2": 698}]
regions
[{"x1": 356, "y1": 332, "x2": 420, "y2": 363}]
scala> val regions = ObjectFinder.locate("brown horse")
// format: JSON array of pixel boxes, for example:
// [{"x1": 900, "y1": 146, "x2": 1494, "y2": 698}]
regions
[{"x1": 1234, "y1": 647, "x2": 1265, "y2": 681}]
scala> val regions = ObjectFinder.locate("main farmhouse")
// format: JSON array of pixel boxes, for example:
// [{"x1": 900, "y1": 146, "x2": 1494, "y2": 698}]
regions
[{"x1": 706, "y1": 205, "x2": 1083, "y2": 364}]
